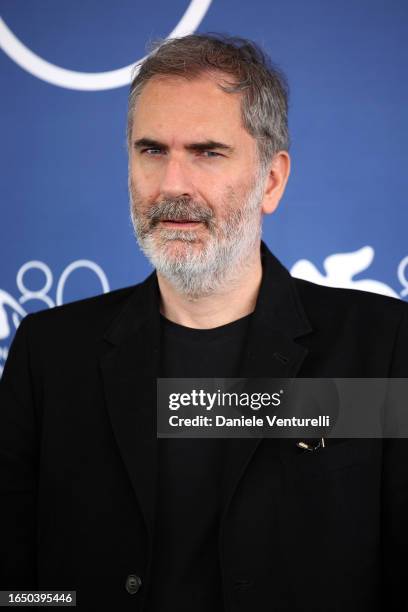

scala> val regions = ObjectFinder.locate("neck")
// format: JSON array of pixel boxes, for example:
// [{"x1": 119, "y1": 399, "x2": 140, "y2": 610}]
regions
[{"x1": 157, "y1": 245, "x2": 263, "y2": 329}]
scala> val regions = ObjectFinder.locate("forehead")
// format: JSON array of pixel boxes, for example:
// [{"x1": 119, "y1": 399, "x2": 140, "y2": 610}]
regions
[{"x1": 131, "y1": 74, "x2": 251, "y2": 144}]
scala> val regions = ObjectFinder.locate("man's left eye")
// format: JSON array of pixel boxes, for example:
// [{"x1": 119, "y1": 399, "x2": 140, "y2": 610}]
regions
[{"x1": 201, "y1": 151, "x2": 221, "y2": 158}]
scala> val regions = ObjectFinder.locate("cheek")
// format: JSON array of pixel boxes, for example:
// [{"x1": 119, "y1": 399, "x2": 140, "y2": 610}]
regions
[
  {"x1": 203, "y1": 182, "x2": 237, "y2": 205},
  {"x1": 131, "y1": 157, "x2": 159, "y2": 190},
  {"x1": 130, "y1": 175, "x2": 157, "y2": 208},
  {"x1": 218, "y1": 184, "x2": 244, "y2": 210}
]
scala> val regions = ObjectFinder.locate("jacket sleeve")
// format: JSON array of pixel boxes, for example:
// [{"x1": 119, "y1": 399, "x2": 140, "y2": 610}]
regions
[
  {"x1": 0, "y1": 315, "x2": 38, "y2": 589},
  {"x1": 381, "y1": 308, "x2": 408, "y2": 610}
]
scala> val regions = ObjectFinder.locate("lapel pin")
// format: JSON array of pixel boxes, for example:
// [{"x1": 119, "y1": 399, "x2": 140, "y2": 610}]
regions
[{"x1": 296, "y1": 438, "x2": 326, "y2": 451}]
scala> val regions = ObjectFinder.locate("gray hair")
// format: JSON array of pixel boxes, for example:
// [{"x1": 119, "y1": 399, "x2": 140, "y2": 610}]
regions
[{"x1": 127, "y1": 34, "x2": 290, "y2": 171}]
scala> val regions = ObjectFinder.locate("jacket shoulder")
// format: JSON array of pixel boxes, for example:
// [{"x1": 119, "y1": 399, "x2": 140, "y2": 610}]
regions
[
  {"x1": 294, "y1": 277, "x2": 407, "y2": 315},
  {"x1": 21, "y1": 279, "x2": 149, "y2": 339},
  {"x1": 292, "y1": 278, "x2": 408, "y2": 376}
]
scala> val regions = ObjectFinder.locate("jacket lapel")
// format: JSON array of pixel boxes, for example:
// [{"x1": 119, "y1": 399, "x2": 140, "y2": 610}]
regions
[
  {"x1": 99, "y1": 272, "x2": 161, "y2": 541},
  {"x1": 220, "y1": 241, "x2": 313, "y2": 517}
]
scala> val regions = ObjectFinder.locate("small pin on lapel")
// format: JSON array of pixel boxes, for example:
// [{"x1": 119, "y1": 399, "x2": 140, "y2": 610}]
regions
[{"x1": 296, "y1": 438, "x2": 326, "y2": 451}]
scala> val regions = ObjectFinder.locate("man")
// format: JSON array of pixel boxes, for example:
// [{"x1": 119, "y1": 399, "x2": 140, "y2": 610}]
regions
[{"x1": 1, "y1": 34, "x2": 407, "y2": 611}]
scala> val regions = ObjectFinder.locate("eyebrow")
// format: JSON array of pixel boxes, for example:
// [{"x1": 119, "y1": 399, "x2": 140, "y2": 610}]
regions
[{"x1": 133, "y1": 137, "x2": 234, "y2": 154}]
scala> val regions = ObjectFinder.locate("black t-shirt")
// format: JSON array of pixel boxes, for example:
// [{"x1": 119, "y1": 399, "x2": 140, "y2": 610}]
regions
[{"x1": 145, "y1": 312, "x2": 252, "y2": 611}]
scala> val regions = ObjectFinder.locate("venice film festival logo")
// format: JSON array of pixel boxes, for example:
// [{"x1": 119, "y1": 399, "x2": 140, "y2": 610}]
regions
[{"x1": 0, "y1": 248, "x2": 407, "y2": 377}]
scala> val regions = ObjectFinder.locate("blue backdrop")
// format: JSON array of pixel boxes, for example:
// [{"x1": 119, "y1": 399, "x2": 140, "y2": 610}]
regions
[{"x1": 1, "y1": 0, "x2": 407, "y2": 375}]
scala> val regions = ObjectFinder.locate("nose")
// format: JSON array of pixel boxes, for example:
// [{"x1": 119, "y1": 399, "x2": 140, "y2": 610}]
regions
[{"x1": 159, "y1": 156, "x2": 194, "y2": 200}]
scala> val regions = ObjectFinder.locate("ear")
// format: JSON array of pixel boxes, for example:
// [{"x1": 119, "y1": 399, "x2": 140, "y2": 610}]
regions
[{"x1": 261, "y1": 151, "x2": 291, "y2": 215}]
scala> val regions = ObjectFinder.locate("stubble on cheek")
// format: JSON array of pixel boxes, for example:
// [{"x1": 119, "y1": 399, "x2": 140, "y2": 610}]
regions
[{"x1": 129, "y1": 181, "x2": 154, "y2": 238}]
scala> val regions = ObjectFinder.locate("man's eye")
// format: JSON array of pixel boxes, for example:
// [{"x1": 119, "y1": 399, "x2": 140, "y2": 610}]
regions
[
  {"x1": 141, "y1": 148, "x2": 163, "y2": 155},
  {"x1": 201, "y1": 150, "x2": 222, "y2": 158}
]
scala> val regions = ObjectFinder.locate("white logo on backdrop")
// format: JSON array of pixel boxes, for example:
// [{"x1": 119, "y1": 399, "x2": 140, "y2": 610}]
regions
[
  {"x1": 0, "y1": 0, "x2": 213, "y2": 90},
  {"x1": 291, "y1": 246, "x2": 408, "y2": 299},
  {"x1": 0, "y1": 260, "x2": 109, "y2": 376}
]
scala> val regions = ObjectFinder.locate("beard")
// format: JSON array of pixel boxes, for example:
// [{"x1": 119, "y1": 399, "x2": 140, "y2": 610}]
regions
[{"x1": 129, "y1": 174, "x2": 265, "y2": 299}]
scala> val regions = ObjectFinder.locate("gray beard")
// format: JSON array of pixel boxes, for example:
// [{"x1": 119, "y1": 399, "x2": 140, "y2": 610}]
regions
[{"x1": 129, "y1": 177, "x2": 265, "y2": 299}]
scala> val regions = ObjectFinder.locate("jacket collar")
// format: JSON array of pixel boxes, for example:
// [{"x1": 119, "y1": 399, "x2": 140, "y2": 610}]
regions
[
  {"x1": 257, "y1": 240, "x2": 311, "y2": 337},
  {"x1": 102, "y1": 269, "x2": 161, "y2": 353},
  {"x1": 239, "y1": 241, "x2": 312, "y2": 378},
  {"x1": 103, "y1": 240, "x2": 312, "y2": 349}
]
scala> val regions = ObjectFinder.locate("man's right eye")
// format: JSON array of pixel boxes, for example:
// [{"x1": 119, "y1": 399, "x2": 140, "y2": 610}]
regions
[{"x1": 141, "y1": 148, "x2": 163, "y2": 155}]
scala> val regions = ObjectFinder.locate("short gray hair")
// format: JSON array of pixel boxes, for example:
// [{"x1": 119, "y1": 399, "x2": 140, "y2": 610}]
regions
[{"x1": 127, "y1": 34, "x2": 290, "y2": 171}]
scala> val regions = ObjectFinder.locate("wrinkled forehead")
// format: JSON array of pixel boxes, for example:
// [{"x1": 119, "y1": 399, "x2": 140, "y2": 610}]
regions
[
  {"x1": 133, "y1": 68, "x2": 239, "y2": 107},
  {"x1": 130, "y1": 73, "x2": 253, "y2": 148}
]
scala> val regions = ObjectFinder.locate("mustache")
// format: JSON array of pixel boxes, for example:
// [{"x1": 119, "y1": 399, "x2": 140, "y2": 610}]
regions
[{"x1": 145, "y1": 198, "x2": 214, "y2": 227}]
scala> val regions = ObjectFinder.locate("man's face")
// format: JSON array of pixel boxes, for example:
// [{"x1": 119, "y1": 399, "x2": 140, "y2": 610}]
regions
[{"x1": 129, "y1": 73, "x2": 266, "y2": 297}]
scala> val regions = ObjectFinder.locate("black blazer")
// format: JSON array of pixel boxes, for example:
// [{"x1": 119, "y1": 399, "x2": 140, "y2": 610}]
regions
[{"x1": 1, "y1": 242, "x2": 408, "y2": 611}]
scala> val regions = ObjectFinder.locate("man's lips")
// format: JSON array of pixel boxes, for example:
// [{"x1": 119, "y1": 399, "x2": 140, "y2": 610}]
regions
[{"x1": 159, "y1": 219, "x2": 203, "y2": 228}]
